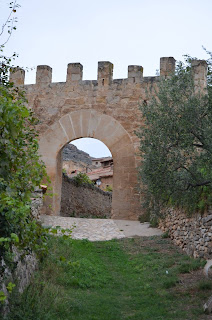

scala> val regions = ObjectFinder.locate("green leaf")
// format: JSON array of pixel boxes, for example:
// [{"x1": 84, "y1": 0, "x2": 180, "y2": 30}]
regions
[
  {"x1": 11, "y1": 233, "x2": 19, "y2": 243},
  {"x1": 6, "y1": 282, "x2": 16, "y2": 293},
  {"x1": 0, "y1": 291, "x2": 7, "y2": 302}
]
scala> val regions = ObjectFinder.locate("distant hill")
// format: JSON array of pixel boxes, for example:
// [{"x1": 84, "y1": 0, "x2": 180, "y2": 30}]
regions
[{"x1": 62, "y1": 144, "x2": 93, "y2": 165}]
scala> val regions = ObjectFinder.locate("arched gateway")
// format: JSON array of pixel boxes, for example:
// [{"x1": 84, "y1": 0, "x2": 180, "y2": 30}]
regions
[
  {"x1": 39, "y1": 109, "x2": 137, "y2": 219},
  {"x1": 10, "y1": 57, "x2": 206, "y2": 219}
]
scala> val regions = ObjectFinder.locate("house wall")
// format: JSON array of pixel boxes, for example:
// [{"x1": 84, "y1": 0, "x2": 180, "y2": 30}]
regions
[{"x1": 100, "y1": 176, "x2": 113, "y2": 191}]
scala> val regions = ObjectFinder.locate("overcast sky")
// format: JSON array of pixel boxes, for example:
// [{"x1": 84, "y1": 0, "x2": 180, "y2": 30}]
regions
[{"x1": 1, "y1": 0, "x2": 212, "y2": 157}]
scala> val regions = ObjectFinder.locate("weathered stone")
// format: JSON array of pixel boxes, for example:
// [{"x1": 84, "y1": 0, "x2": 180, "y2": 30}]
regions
[
  {"x1": 61, "y1": 173, "x2": 112, "y2": 218},
  {"x1": 206, "y1": 221, "x2": 212, "y2": 226},
  {"x1": 204, "y1": 295, "x2": 212, "y2": 314},
  {"x1": 160, "y1": 209, "x2": 212, "y2": 259},
  {"x1": 202, "y1": 215, "x2": 212, "y2": 224}
]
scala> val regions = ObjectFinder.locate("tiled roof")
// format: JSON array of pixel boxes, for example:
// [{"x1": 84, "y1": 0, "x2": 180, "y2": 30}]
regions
[{"x1": 87, "y1": 166, "x2": 113, "y2": 180}]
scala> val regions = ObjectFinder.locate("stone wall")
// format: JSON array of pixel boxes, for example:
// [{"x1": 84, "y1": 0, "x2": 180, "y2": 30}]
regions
[
  {"x1": 0, "y1": 193, "x2": 43, "y2": 317},
  {"x1": 10, "y1": 59, "x2": 207, "y2": 219},
  {"x1": 0, "y1": 249, "x2": 38, "y2": 317},
  {"x1": 159, "y1": 208, "x2": 212, "y2": 259},
  {"x1": 61, "y1": 173, "x2": 112, "y2": 218}
]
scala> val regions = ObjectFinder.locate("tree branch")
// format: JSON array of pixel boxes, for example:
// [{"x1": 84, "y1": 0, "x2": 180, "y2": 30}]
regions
[
  {"x1": 0, "y1": 1, "x2": 18, "y2": 47},
  {"x1": 187, "y1": 180, "x2": 211, "y2": 189}
]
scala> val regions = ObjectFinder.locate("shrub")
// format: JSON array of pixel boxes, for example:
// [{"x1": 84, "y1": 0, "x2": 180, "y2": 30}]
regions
[
  {"x1": 73, "y1": 172, "x2": 93, "y2": 186},
  {"x1": 139, "y1": 212, "x2": 150, "y2": 223},
  {"x1": 105, "y1": 185, "x2": 113, "y2": 192}
]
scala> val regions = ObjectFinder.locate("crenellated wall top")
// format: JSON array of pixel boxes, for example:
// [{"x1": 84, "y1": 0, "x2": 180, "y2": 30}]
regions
[{"x1": 10, "y1": 57, "x2": 184, "y2": 87}]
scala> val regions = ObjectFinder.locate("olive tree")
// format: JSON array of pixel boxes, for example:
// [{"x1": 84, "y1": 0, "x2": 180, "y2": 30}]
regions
[{"x1": 137, "y1": 52, "x2": 212, "y2": 220}]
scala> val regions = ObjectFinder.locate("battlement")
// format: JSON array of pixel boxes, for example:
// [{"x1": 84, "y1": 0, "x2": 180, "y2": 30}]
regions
[{"x1": 9, "y1": 58, "x2": 207, "y2": 88}]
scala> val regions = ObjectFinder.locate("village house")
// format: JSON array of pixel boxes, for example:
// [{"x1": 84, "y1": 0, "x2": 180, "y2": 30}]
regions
[{"x1": 88, "y1": 157, "x2": 113, "y2": 190}]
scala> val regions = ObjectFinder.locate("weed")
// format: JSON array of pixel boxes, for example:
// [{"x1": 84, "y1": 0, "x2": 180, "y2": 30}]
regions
[
  {"x1": 139, "y1": 212, "x2": 150, "y2": 223},
  {"x1": 163, "y1": 277, "x2": 178, "y2": 289},
  {"x1": 197, "y1": 280, "x2": 212, "y2": 290},
  {"x1": 178, "y1": 259, "x2": 205, "y2": 274},
  {"x1": 162, "y1": 231, "x2": 169, "y2": 239}
]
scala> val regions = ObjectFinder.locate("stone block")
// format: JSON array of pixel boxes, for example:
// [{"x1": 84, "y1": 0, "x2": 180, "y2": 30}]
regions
[
  {"x1": 203, "y1": 215, "x2": 212, "y2": 224},
  {"x1": 191, "y1": 60, "x2": 207, "y2": 91},
  {"x1": 160, "y1": 57, "x2": 176, "y2": 77},
  {"x1": 59, "y1": 114, "x2": 76, "y2": 141},
  {"x1": 10, "y1": 67, "x2": 25, "y2": 86},
  {"x1": 66, "y1": 63, "x2": 83, "y2": 82},
  {"x1": 128, "y1": 65, "x2": 143, "y2": 83},
  {"x1": 98, "y1": 61, "x2": 113, "y2": 86},
  {"x1": 36, "y1": 65, "x2": 52, "y2": 85},
  {"x1": 81, "y1": 109, "x2": 92, "y2": 137}
]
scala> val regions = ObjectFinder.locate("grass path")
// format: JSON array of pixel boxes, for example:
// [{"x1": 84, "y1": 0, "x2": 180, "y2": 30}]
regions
[{"x1": 5, "y1": 236, "x2": 212, "y2": 320}]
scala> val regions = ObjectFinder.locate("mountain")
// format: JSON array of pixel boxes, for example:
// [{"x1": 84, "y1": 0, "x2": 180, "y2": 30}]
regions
[{"x1": 62, "y1": 144, "x2": 93, "y2": 165}]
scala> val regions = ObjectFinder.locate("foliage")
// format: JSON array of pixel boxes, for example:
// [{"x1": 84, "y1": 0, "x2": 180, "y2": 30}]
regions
[
  {"x1": 0, "y1": 2, "x2": 20, "y2": 87},
  {"x1": 137, "y1": 52, "x2": 212, "y2": 217},
  {"x1": 72, "y1": 172, "x2": 93, "y2": 186},
  {"x1": 0, "y1": 2, "x2": 49, "y2": 270},
  {"x1": 105, "y1": 185, "x2": 113, "y2": 192},
  {"x1": 162, "y1": 231, "x2": 169, "y2": 239},
  {"x1": 0, "y1": 78, "x2": 50, "y2": 264},
  {"x1": 5, "y1": 236, "x2": 210, "y2": 320},
  {"x1": 197, "y1": 279, "x2": 212, "y2": 290},
  {"x1": 138, "y1": 211, "x2": 150, "y2": 223}
]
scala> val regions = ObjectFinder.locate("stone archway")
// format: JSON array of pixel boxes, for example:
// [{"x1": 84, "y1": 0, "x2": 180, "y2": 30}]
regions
[
  {"x1": 39, "y1": 109, "x2": 139, "y2": 220},
  {"x1": 10, "y1": 57, "x2": 207, "y2": 220}
]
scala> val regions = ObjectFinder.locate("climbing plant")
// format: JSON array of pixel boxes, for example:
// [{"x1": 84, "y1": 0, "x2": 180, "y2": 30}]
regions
[{"x1": 137, "y1": 51, "x2": 212, "y2": 218}]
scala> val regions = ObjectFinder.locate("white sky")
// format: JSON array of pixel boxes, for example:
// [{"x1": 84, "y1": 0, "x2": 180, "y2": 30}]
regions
[
  {"x1": 1, "y1": 0, "x2": 212, "y2": 157},
  {"x1": 71, "y1": 138, "x2": 112, "y2": 158}
]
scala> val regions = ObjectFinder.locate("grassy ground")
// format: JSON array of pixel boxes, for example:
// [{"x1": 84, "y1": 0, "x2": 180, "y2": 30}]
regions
[{"x1": 5, "y1": 236, "x2": 212, "y2": 320}]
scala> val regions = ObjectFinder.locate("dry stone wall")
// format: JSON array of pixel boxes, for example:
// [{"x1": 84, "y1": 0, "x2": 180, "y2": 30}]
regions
[
  {"x1": 61, "y1": 173, "x2": 112, "y2": 218},
  {"x1": 159, "y1": 209, "x2": 212, "y2": 259}
]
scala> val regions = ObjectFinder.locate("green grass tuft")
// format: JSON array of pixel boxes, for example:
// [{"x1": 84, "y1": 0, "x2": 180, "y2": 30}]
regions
[
  {"x1": 178, "y1": 259, "x2": 205, "y2": 274},
  {"x1": 197, "y1": 280, "x2": 212, "y2": 290}
]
